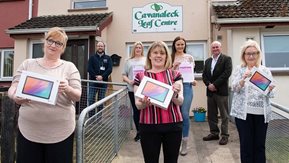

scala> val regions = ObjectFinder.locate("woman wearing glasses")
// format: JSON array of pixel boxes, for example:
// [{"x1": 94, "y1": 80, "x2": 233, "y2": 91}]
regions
[
  {"x1": 230, "y1": 40, "x2": 275, "y2": 163},
  {"x1": 8, "y1": 27, "x2": 81, "y2": 163}
]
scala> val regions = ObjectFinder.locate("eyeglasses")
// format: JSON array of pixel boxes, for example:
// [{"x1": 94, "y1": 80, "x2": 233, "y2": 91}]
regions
[
  {"x1": 46, "y1": 39, "x2": 63, "y2": 48},
  {"x1": 245, "y1": 52, "x2": 259, "y2": 57}
]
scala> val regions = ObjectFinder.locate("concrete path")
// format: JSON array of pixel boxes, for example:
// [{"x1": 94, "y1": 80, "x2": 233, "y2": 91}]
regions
[{"x1": 112, "y1": 120, "x2": 240, "y2": 163}]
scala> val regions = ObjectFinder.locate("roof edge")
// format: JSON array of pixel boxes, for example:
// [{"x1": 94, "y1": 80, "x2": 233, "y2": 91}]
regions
[
  {"x1": 6, "y1": 26, "x2": 98, "y2": 35},
  {"x1": 213, "y1": 17, "x2": 289, "y2": 24}
]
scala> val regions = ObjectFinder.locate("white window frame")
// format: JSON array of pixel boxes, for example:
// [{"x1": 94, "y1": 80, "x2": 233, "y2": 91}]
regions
[
  {"x1": 0, "y1": 49, "x2": 14, "y2": 81},
  {"x1": 126, "y1": 41, "x2": 207, "y2": 77},
  {"x1": 72, "y1": 0, "x2": 107, "y2": 9},
  {"x1": 29, "y1": 40, "x2": 43, "y2": 59},
  {"x1": 261, "y1": 32, "x2": 289, "y2": 72}
]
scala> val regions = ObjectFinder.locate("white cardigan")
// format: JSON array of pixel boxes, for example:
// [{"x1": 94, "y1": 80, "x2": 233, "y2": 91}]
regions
[{"x1": 230, "y1": 65, "x2": 275, "y2": 123}]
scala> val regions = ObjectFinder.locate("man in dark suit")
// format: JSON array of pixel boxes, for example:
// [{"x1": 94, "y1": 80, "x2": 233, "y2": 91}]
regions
[{"x1": 202, "y1": 41, "x2": 232, "y2": 145}]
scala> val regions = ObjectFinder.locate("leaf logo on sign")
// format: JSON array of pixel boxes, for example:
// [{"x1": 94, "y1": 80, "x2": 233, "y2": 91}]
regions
[{"x1": 151, "y1": 3, "x2": 163, "y2": 12}]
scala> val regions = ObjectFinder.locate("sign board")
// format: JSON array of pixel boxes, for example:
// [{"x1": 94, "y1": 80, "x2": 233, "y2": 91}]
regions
[{"x1": 132, "y1": 2, "x2": 183, "y2": 33}]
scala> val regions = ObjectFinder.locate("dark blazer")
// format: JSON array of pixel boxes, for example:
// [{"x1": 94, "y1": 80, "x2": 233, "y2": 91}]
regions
[{"x1": 202, "y1": 53, "x2": 232, "y2": 97}]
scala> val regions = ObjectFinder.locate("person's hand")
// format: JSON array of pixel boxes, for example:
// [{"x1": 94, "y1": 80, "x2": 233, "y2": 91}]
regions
[
  {"x1": 13, "y1": 95, "x2": 31, "y2": 105},
  {"x1": 208, "y1": 83, "x2": 217, "y2": 92},
  {"x1": 172, "y1": 62, "x2": 181, "y2": 70},
  {"x1": 269, "y1": 85, "x2": 275, "y2": 92},
  {"x1": 96, "y1": 75, "x2": 103, "y2": 81},
  {"x1": 172, "y1": 82, "x2": 181, "y2": 97},
  {"x1": 140, "y1": 96, "x2": 151, "y2": 107},
  {"x1": 128, "y1": 79, "x2": 134, "y2": 85},
  {"x1": 239, "y1": 69, "x2": 252, "y2": 87},
  {"x1": 242, "y1": 69, "x2": 252, "y2": 80},
  {"x1": 59, "y1": 79, "x2": 70, "y2": 93},
  {"x1": 192, "y1": 80, "x2": 197, "y2": 86}
]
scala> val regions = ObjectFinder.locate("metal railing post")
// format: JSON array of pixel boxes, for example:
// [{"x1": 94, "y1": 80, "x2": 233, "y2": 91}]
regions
[{"x1": 113, "y1": 95, "x2": 119, "y2": 154}]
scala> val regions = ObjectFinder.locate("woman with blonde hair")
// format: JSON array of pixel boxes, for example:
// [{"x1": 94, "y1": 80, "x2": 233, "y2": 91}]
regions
[
  {"x1": 122, "y1": 41, "x2": 146, "y2": 141},
  {"x1": 8, "y1": 27, "x2": 81, "y2": 163},
  {"x1": 230, "y1": 39, "x2": 275, "y2": 163},
  {"x1": 134, "y1": 41, "x2": 184, "y2": 163}
]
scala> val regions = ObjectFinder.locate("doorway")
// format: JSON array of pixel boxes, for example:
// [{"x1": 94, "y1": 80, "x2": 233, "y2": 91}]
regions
[{"x1": 62, "y1": 39, "x2": 88, "y2": 79}]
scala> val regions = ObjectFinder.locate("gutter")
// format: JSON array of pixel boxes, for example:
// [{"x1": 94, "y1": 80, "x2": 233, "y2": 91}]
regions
[
  {"x1": 213, "y1": 17, "x2": 289, "y2": 24},
  {"x1": 6, "y1": 26, "x2": 99, "y2": 35}
]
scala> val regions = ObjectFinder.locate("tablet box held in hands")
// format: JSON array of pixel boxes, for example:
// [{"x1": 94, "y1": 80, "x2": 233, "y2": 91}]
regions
[
  {"x1": 135, "y1": 76, "x2": 174, "y2": 109},
  {"x1": 15, "y1": 71, "x2": 60, "y2": 105},
  {"x1": 247, "y1": 68, "x2": 272, "y2": 95}
]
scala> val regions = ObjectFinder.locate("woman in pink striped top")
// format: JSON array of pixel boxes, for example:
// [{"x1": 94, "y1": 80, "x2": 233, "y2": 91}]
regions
[{"x1": 134, "y1": 41, "x2": 184, "y2": 163}]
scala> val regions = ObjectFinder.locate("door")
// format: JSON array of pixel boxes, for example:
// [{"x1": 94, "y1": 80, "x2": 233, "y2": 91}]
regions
[{"x1": 62, "y1": 39, "x2": 88, "y2": 79}]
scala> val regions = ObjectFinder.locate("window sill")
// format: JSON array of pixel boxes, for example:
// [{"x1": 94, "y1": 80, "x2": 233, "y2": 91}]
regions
[
  {"x1": 271, "y1": 69, "x2": 289, "y2": 76},
  {"x1": 68, "y1": 7, "x2": 108, "y2": 12},
  {"x1": 195, "y1": 73, "x2": 203, "y2": 80}
]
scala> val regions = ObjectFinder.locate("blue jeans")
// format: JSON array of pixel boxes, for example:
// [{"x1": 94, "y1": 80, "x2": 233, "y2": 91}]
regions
[
  {"x1": 181, "y1": 83, "x2": 193, "y2": 138},
  {"x1": 88, "y1": 83, "x2": 107, "y2": 117}
]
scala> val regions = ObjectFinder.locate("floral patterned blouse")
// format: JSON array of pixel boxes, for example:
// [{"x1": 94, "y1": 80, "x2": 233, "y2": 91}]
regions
[{"x1": 230, "y1": 65, "x2": 275, "y2": 123}]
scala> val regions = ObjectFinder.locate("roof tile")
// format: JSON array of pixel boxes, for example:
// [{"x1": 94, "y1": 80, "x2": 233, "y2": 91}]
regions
[
  {"x1": 9, "y1": 13, "x2": 112, "y2": 30},
  {"x1": 213, "y1": 0, "x2": 289, "y2": 18}
]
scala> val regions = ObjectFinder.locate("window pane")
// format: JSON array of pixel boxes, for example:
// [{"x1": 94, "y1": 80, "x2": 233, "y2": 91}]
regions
[
  {"x1": 74, "y1": 0, "x2": 106, "y2": 9},
  {"x1": 32, "y1": 43, "x2": 44, "y2": 58},
  {"x1": 187, "y1": 44, "x2": 205, "y2": 73},
  {"x1": 263, "y1": 35, "x2": 289, "y2": 68},
  {"x1": 3, "y1": 51, "x2": 14, "y2": 77},
  {"x1": 126, "y1": 42, "x2": 205, "y2": 73}
]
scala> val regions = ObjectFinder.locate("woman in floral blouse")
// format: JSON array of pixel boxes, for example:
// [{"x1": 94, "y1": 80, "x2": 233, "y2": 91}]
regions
[{"x1": 230, "y1": 40, "x2": 275, "y2": 163}]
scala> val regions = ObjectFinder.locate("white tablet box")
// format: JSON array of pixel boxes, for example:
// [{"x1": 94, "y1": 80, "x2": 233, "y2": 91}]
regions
[
  {"x1": 135, "y1": 76, "x2": 174, "y2": 109},
  {"x1": 15, "y1": 71, "x2": 60, "y2": 105},
  {"x1": 246, "y1": 68, "x2": 272, "y2": 95}
]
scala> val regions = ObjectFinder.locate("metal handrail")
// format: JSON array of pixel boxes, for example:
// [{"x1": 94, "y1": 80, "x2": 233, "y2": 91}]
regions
[{"x1": 76, "y1": 87, "x2": 127, "y2": 163}]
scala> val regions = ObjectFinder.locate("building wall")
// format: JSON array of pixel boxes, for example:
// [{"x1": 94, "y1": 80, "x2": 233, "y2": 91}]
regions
[
  {"x1": 0, "y1": 0, "x2": 29, "y2": 48},
  {"x1": 14, "y1": 39, "x2": 29, "y2": 71},
  {"x1": 34, "y1": 0, "x2": 211, "y2": 111}
]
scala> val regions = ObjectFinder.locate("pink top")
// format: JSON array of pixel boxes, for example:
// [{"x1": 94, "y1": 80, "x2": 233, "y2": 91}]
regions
[
  {"x1": 134, "y1": 69, "x2": 183, "y2": 124},
  {"x1": 12, "y1": 59, "x2": 81, "y2": 143}
]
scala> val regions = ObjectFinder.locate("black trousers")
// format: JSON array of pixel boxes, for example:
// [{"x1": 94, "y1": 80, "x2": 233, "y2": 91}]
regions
[
  {"x1": 17, "y1": 130, "x2": 74, "y2": 163},
  {"x1": 235, "y1": 114, "x2": 268, "y2": 163},
  {"x1": 207, "y1": 94, "x2": 229, "y2": 137},
  {"x1": 139, "y1": 123, "x2": 182, "y2": 163},
  {"x1": 128, "y1": 91, "x2": 140, "y2": 132}
]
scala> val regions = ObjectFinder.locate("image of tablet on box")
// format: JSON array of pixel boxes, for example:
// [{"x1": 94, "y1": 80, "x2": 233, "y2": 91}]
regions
[
  {"x1": 135, "y1": 76, "x2": 174, "y2": 109},
  {"x1": 15, "y1": 71, "x2": 60, "y2": 105},
  {"x1": 247, "y1": 69, "x2": 272, "y2": 95}
]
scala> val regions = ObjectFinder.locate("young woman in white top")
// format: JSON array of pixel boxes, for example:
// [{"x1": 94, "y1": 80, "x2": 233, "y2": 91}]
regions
[{"x1": 171, "y1": 36, "x2": 197, "y2": 156}]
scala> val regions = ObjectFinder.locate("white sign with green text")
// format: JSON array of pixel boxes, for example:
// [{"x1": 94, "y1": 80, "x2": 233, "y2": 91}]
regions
[{"x1": 132, "y1": 2, "x2": 183, "y2": 33}]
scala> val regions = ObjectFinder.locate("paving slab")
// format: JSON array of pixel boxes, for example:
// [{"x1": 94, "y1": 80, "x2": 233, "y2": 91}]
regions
[{"x1": 112, "y1": 120, "x2": 240, "y2": 163}]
